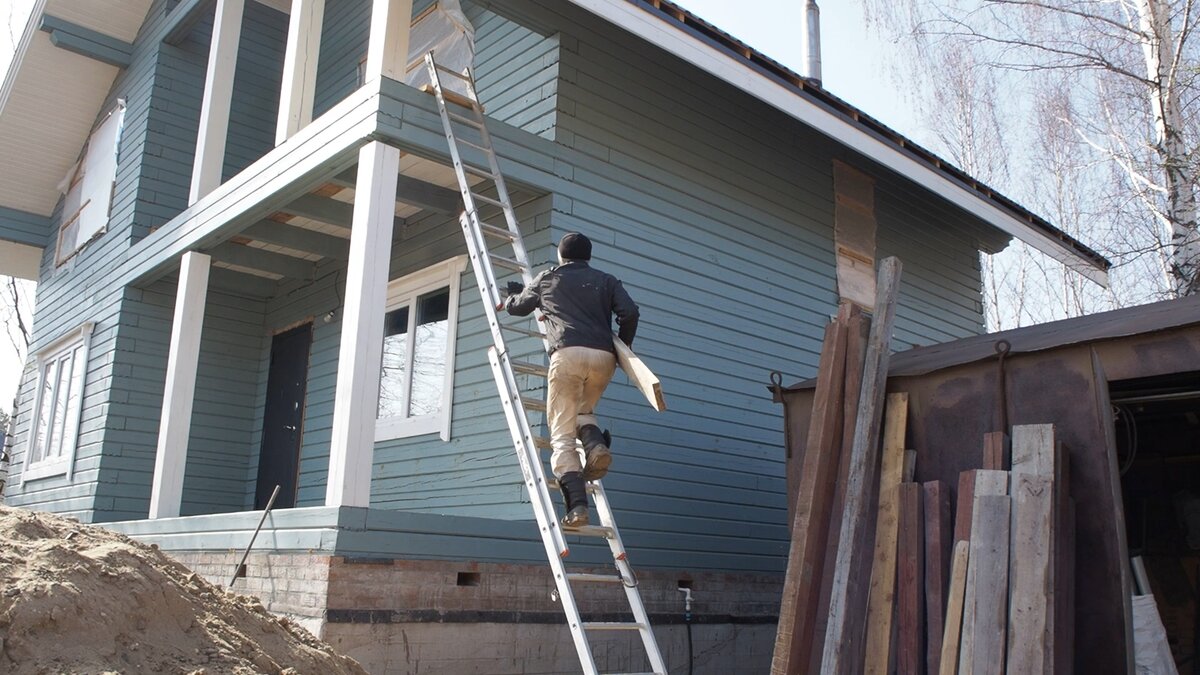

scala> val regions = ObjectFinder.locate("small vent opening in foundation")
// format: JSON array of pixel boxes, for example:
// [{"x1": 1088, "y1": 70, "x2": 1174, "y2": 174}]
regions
[
  {"x1": 456, "y1": 572, "x2": 481, "y2": 587},
  {"x1": 677, "y1": 579, "x2": 693, "y2": 590}
]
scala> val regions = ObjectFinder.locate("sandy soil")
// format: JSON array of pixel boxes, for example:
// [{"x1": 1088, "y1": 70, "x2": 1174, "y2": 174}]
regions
[{"x1": 0, "y1": 505, "x2": 367, "y2": 674}]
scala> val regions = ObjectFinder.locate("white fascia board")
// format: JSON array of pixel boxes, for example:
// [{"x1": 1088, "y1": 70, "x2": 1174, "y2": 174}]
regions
[{"x1": 564, "y1": 0, "x2": 1109, "y2": 287}]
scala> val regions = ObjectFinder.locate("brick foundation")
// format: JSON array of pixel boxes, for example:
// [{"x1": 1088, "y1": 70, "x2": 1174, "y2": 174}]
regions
[{"x1": 169, "y1": 551, "x2": 781, "y2": 674}]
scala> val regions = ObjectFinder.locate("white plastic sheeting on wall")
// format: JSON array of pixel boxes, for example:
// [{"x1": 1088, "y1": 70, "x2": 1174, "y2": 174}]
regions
[
  {"x1": 57, "y1": 100, "x2": 126, "y2": 265},
  {"x1": 404, "y1": 0, "x2": 476, "y2": 98}
]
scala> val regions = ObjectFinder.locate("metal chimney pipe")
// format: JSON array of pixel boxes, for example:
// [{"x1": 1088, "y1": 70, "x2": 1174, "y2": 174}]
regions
[{"x1": 802, "y1": 0, "x2": 822, "y2": 84}]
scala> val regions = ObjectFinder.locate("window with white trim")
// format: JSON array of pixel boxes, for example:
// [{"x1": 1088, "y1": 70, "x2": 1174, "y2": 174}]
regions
[
  {"x1": 23, "y1": 322, "x2": 94, "y2": 482},
  {"x1": 57, "y1": 101, "x2": 126, "y2": 266},
  {"x1": 376, "y1": 256, "x2": 466, "y2": 442}
]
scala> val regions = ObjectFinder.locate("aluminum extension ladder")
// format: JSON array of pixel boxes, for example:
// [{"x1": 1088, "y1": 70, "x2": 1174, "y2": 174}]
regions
[{"x1": 424, "y1": 54, "x2": 668, "y2": 675}]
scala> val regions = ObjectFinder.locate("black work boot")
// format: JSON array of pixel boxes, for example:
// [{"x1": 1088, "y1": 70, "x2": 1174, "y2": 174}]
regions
[
  {"x1": 558, "y1": 471, "x2": 589, "y2": 528},
  {"x1": 578, "y1": 425, "x2": 612, "y2": 481}
]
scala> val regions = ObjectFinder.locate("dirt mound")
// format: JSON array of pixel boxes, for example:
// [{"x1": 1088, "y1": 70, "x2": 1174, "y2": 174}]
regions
[{"x1": 0, "y1": 505, "x2": 367, "y2": 675}]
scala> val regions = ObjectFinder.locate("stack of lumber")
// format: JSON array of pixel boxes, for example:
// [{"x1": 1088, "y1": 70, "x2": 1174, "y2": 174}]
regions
[{"x1": 771, "y1": 259, "x2": 1076, "y2": 673}]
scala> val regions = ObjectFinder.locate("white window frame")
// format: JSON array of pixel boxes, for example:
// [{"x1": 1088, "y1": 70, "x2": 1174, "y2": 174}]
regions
[
  {"x1": 21, "y1": 322, "x2": 95, "y2": 483},
  {"x1": 56, "y1": 101, "x2": 126, "y2": 266},
  {"x1": 375, "y1": 256, "x2": 467, "y2": 442}
]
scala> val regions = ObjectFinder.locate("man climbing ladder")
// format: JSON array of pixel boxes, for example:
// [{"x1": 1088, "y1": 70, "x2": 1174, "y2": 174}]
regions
[{"x1": 501, "y1": 232, "x2": 640, "y2": 527}]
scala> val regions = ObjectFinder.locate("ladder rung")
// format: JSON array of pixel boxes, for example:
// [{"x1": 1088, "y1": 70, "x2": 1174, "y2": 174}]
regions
[
  {"x1": 564, "y1": 524, "x2": 614, "y2": 538},
  {"x1": 471, "y1": 192, "x2": 505, "y2": 208},
  {"x1": 489, "y1": 254, "x2": 527, "y2": 273},
  {"x1": 511, "y1": 360, "x2": 548, "y2": 377},
  {"x1": 456, "y1": 137, "x2": 490, "y2": 153},
  {"x1": 460, "y1": 162, "x2": 495, "y2": 180},
  {"x1": 479, "y1": 222, "x2": 515, "y2": 241},
  {"x1": 501, "y1": 323, "x2": 543, "y2": 339},
  {"x1": 521, "y1": 396, "x2": 546, "y2": 412},
  {"x1": 567, "y1": 573, "x2": 624, "y2": 584},
  {"x1": 448, "y1": 111, "x2": 483, "y2": 128},
  {"x1": 582, "y1": 622, "x2": 645, "y2": 631},
  {"x1": 434, "y1": 63, "x2": 472, "y2": 81}
]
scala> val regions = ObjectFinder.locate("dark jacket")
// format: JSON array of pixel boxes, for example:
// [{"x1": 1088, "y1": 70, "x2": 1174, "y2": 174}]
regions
[{"x1": 504, "y1": 261, "x2": 639, "y2": 355}]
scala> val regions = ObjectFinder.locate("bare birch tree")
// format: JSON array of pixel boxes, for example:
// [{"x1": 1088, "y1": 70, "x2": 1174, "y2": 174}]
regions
[{"x1": 864, "y1": 0, "x2": 1200, "y2": 321}]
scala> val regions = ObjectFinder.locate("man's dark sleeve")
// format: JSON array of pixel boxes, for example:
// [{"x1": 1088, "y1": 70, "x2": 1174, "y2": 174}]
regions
[
  {"x1": 504, "y1": 272, "x2": 542, "y2": 316},
  {"x1": 612, "y1": 279, "x2": 639, "y2": 347}
]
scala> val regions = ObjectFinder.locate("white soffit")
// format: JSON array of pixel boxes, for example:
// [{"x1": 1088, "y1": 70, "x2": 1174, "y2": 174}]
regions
[
  {"x1": 564, "y1": 0, "x2": 1109, "y2": 286},
  {"x1": 0, "y1": 0, "x2": 152, "y2": 217}
]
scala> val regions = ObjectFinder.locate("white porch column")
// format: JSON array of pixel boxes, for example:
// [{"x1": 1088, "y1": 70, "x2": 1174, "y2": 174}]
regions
[
  {"x1": 189, "y1": 0, "x2": 246, "y2": 204},
  {"x1": 149, "y1": 252, "x2": 211, "y2": 519},
  {"x1": 275, "y1": 0, "x2": 324, "y2": 145},
  {"x1": 364, "y1": 0, "x2": 414, "y2": 82},
  {"x1": 325, "y1": 142, "x2": 401, "y2": 507}
]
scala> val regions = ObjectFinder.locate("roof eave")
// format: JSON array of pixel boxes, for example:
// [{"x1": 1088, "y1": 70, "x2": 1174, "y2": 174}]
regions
[{"x1": 563, "y1": 0, "x2": 1110, "y2": 287}]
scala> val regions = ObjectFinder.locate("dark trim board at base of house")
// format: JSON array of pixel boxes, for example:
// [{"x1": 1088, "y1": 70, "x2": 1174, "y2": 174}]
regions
[{"x1": 325, "y1": 608, "x2": 778, "y2": 625}]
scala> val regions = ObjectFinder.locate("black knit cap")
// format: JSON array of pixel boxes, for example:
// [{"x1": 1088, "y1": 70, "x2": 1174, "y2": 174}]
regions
[{"x1": 558, "y1": 232, "x2": 592, "y2": 261}]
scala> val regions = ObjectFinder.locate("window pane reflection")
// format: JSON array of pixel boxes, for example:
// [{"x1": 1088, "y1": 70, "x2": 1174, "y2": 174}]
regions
[
  {"x1": 410, "y1": 289, "x2": 449, "y2": 417},
  {"x1": 378, "y1": 306, "x2": 409, "y2": 419}
]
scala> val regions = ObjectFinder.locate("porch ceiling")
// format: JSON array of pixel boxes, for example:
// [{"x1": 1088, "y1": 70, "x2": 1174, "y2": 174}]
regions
[{"x1": 203, "y1": 154, "x2": 484, "y2": 292}]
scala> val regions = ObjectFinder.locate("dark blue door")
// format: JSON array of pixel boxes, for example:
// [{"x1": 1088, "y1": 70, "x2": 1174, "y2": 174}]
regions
[{"x1": 255, "y1": 323, "x2": 312, "y2": 509}]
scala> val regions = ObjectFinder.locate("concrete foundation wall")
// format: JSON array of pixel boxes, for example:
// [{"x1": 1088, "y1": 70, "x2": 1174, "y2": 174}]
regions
[{"x1": 169, "y1": 550, "x2": 779, "y2": 674}]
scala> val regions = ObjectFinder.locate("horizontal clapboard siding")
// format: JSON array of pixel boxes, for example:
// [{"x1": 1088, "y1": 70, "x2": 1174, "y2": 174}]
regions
[
  {"x1": 0, "y1": 206, "x2": 51, "y2": 247},
  {"x1": 6, "y1": 0, "x2": 186, "y2": 522}
]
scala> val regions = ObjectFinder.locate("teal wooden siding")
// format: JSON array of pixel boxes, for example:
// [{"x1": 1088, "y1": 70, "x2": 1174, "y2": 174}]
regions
[{"x1": 6, "y1": 0, "x2": 1006, "y2": 574}]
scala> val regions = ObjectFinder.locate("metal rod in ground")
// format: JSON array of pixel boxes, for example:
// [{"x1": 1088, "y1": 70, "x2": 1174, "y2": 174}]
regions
[{"x1": 229, "y1": 484, "x2": 280, "y2": 588}]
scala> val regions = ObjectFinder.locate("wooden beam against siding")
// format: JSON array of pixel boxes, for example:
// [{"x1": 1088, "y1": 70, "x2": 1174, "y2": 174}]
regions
[
  {"x1": 276, "y1": 0, "x2": 324, "y2": 145},
  {"x1": 208, "y1": 242, "x2": 315, "y2": 278},
  {"x1": 189, "y1": 0, "x2": 246, "y2": 204},
  {"x1": 770, "y1": 306, "x2": 851, "y2": 675},
  {"x1": 326, "y1": 142, "x2": 401, "y2": 508},
  {"x1": 864, "y1": 392, "x2": 910, "y2": 675},
  {"x1": 149, "y1": 252, "x2": 211, "y2": 519},
  {"x1": 280, "y1": 194, "x2": 354, "y2": 229},
  {"x1": 40, "y1": 15, "x2": 134, "y2": 67},
  {"x1": 333, "y1": 168, "x2": 463, "y2": 215},
  {"x1": 364, "y1": 0, "x2": 414, "y2": 82},
  {"x1": 823, "y1": 256, "x2": 903, "y2": 675},
  {"x1": 241, "y1": 220, "x2": 350, "y2": 258},
  {"x1": 207, "y1": 267, "x2": 277, "y2": 298}
]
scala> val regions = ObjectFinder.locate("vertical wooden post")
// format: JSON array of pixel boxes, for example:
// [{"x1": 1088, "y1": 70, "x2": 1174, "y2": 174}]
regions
[
  {"x1": 962, "y1": 494, "x2": 1011, "y2": 675},
  {"x1": 770, "y1": 307, "x2": 851, "y2": 675},
  {"x1": 190, "y1": 0, "x2": 245, "y2": 204},
  {"x1": 897, "y1": 482, "x2": 925, "y2": 675},
  {"x1": 149, "y1": 252, "x2": 211, "y2": 519},
  {"x1": 957, "y1": 469, "x2": 1008, "y2": 671},
  {"x1": 923, "y1": 480, "x2": 952, "y2": 674},
  {"x1": 325, "y1": 142, "x2": 400, "y2": 507},
  {"x1": 276, "y1": 0, "x2": 325, "y2": 145},
  {"x1": 939, "y1": 540, "x2": 971, "y2": 675},
  {"x1": 364, "y1": 0, "x2": 414, "y2": 82},
  {"x1": 823, "y1": 257, "x2": 903, "y2": 675},
  {"x1": 864, "y1": 392, "x2": 910, "y2": 675}
]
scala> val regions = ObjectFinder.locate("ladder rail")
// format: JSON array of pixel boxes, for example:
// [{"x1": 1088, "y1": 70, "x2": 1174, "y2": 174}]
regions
[
  {"x1": 425, "y1": 52, "x2": 665, "y2": 675},
  {"x1": 592, "y1": 482, "x2": 670, "y2": 673}
]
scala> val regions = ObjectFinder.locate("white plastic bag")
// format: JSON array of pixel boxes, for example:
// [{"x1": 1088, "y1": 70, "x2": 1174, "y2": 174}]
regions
[{"x1": 405, "y1": 0, "x2": 476, "y2": 98}]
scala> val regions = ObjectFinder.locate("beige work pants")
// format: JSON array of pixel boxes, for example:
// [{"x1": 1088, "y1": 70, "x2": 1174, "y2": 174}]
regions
[{"x1": 547, "y1": 346, "x2": 617, "y2": 477}]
